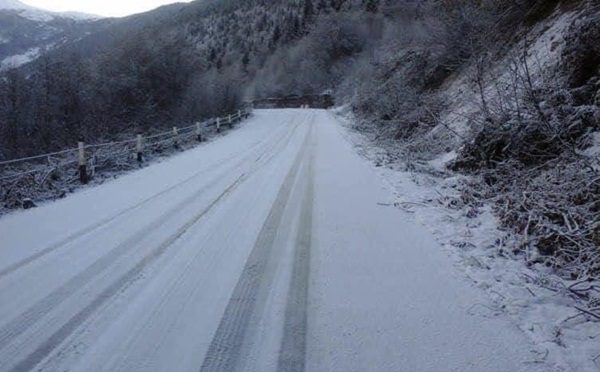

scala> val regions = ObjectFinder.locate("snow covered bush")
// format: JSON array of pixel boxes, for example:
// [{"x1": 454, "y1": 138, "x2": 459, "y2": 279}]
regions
[{"x1": 448, "y1": 10, "x2": 599, "y2": 315}]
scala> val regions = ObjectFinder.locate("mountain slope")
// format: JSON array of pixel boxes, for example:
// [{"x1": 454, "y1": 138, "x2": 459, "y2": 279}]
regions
[{"x1": 0, "y1": 0, "x2": 103, "y2": 70}]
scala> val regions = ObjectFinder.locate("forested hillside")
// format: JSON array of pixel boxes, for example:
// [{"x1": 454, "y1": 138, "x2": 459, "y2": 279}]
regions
[{"x1": 0, "y1": 0, "x2": 355, "y2": 158}]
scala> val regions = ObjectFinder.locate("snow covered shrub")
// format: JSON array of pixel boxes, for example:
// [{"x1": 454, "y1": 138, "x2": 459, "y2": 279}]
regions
[
  {"x1": 451, "y1": 85, "x2": 598, "y2": 170},
  {"x1": 451, "y1": 20, "x2": 599, "y2": 298},
  {"x1": 0, "y1": 163, "x2": 75, "y2": 212},
  {"x1": 350, "y1": 48, "x2": 445, "y2": 144},
  {"x1": 471, "y1": 159, "x2": 599, "y2": 273},
  {"x1": 452, "y1": 21, "x2": 599, "y2": 171}
]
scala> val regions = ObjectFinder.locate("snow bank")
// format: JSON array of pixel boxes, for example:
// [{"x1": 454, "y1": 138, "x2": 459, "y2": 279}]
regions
[
  {"x1": 1, "y1": 47, "x2": 40, "y2": 70},
  {"x1": 336, "y1": 107, "x2": 600, "y2": 372}
]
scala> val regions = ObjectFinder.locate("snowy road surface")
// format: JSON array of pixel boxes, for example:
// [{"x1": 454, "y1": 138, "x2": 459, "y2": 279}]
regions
[{"x1": 0, "y1": 109, "x2": 544, "y2": 372}]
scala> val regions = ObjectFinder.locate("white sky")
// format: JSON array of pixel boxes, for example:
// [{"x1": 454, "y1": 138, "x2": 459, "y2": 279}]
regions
[{"x1": 21, "y1": 0, "x2": 194, "y2": 17}]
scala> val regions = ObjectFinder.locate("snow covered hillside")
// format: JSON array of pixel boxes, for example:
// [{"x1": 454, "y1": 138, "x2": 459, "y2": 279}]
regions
[
  {"x1": 0, "y1": 0, "x2": 102, "y2": 70},
  {"x1": 0, "y1": 0, "x2": 99, "y2": 21},
  {"x1": 337, "y1": 4, "x2": 599, "y2": 371},
  {"x1": 0, "y1": 109, "x2": 547, "y2": 372}
]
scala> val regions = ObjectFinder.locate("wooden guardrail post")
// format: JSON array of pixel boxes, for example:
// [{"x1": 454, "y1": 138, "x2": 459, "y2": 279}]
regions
[
  {"x1": 136, "y1": 134, "x2": 143, "y2": 162},
  {"x1": 78, "y1": 141, "x2": 89, "y2": 184},
  {"x1": 217, "y1": 118, "x2": 221, "y2": 133},
  {"x1": 173, "y1": 127, "x2": 179, "y2": 147},
  {"x1": 196, "y1": 122, "x2": 202, "y2": 142},
  {"x1": 228, "y1": 114, "x2": 232, "y2": 128}
]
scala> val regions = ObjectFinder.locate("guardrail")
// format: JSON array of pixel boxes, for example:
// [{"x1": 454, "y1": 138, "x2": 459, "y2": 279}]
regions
[{"x1": 0, "y1": 108, "x2": 252, "y2": 212}]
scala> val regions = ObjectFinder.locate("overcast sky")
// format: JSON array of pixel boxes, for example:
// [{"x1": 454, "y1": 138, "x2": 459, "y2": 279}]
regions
[{"x1": 21, "y1": 0, "x2": 194, "y2": 17}]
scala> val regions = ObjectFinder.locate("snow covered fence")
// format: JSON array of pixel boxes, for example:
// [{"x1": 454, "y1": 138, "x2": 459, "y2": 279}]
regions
[{"x1": 0, "y1": 108, "x2": 252, "y2": 213}]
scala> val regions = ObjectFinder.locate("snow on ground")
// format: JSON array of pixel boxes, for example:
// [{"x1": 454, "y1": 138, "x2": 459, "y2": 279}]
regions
[
  {"x1": 583, "y1": 132, "x2": 600, "y2": 158},
  {"x1": 0, "y1": 0, "x2": 32, "y2": 11},
  {"x1": 584, "y1": 132, "x2": 600, "y2": 172},
  {"x1": 0, "y1": 0, "x2": 52, "y2": 21},
  {"x1": 0, "y1": 47, "x2": 40, "y2": 70},
  {"x1": 52, "y1": 11, "x2": 102, "y2": 21},
  {"x1": 0, "y1": 109, "x2": 553, "y2": 371},
  {"x1": 309, "y1": 110, "x2": 545, "y2": 372},
  {"x1": 334, "y1": 109, "x2": 600, "y2": 372}
]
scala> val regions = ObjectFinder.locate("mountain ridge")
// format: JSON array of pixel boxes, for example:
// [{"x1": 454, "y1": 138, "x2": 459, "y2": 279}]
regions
[
  {"x1": 0, "y1": 0, "x2": 101, "y2": 20},
  {"x1": 0, "y1": 0, "x2": 105, "y2": 70}
]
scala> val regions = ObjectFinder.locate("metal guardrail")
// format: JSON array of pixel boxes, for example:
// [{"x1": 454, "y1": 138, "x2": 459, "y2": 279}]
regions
[{"x1": 0, "y1": 108, "x2": 252, "y2": 211}]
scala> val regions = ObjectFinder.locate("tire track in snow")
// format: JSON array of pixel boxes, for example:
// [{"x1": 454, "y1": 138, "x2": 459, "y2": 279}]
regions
[
  {"x1": 199, "y1": 123, "x2": 312, "y2": 372},
  {"x1": 0, "y1": 117, "x2": 304, "y2": 371},
  {"x1": 277, "y1": 120, "x2": 315, "y2": 372},
  {"x1": 0, "y1": 123, "x2": 287, "y2": 281},
  {"x1": 6, "y1": 175, "x2": 248, "y2": 372},
  {"x1": 0, "y1": 171, "x2": 239, "y2": 367},
  {"x1": 102, "y1": 121, "x2": 306, "y2": 372},
  {"x1": 37, "y1": 113, "x2": 307, "y2": 372}
]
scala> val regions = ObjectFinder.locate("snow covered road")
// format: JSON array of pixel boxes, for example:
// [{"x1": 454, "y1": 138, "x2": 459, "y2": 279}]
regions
[{"x1": 0, "y1": 109, "x2": 544, "y2": 372}]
